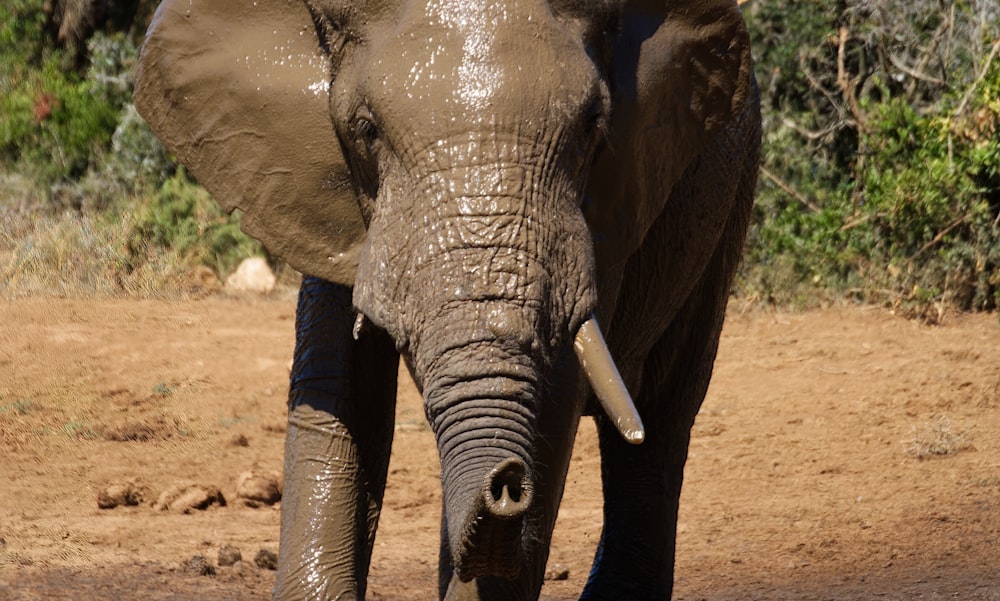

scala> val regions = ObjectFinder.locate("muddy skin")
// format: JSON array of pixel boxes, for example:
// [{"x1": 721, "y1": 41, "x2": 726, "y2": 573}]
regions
[
  {"x1": 279, "y1": 278, "x2": 399, "y2": 599},
  {"x1": 134, "y1": 0, "x2": 761, "y2": 600}
]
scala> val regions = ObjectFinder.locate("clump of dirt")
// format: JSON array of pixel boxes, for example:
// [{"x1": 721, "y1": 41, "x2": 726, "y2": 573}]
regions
[
  {"x1": 545, "y1": 564, "x2": 570, "y2": 581},
  {"x1": 184, "y1": 555, "x2": 216, "y2": 577},
  {"x1": 217, "y1": 545, "x2": 242, "y2": 567}
]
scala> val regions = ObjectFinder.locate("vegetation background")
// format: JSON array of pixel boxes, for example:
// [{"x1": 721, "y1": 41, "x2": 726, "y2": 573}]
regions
[{"x1": 2, "y1": 0, "x2": 998, "y2": 319}]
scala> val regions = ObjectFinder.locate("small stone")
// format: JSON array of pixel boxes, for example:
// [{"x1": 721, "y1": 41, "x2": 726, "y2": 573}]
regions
[
  {"x1": 228, "y1": 433, "x2": 250, "y2": 447},
  {"x1": 254, "y1": 548, "x2": 278, "y2": 570},
  {"x1": 218, "y1": 545, "x2": 242, "y2": 567},
  {"x1": 544, "y1": 564, "x2": 570, "y2": 581}
]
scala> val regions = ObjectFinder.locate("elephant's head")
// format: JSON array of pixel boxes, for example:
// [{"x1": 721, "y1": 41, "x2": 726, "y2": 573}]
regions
[{"x1": 135, "y1": 0, "x2": 753, "y2": 592}]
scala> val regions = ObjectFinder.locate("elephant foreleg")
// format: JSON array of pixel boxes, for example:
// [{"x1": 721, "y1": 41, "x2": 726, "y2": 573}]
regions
[
  {"x1": 276, "y1": 277, "x2": 399, "y2": 600},
  {"x1": 582, "y1": 209, "x2": 748, "y2": 600},
  {"x1": 581, "y1": 303, "x2": 724, "y2": 600}
]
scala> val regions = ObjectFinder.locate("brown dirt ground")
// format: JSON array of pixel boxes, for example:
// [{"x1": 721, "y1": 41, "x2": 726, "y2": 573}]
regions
[{"x1": 1, "y1": 294, "x2": 998, "y2": 600}]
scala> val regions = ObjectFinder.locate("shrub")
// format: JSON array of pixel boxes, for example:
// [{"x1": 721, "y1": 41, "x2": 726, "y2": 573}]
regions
[
  {"x1": 0, "y1": 2, "x2": 263, "y2": 298},
  {"x1": 122, "y1": 170, "x2": 264, "y2": 279},
  {"x1": 0, "y1": 32, "x2": 129, "y2": 194},
  {"x1": 0, "y1": 0, "x2": 48, "y2": 73},
  {"x1": 741, "y1": 0, "x2": 1000, "y2": 316},
  {"x1": 106, "y1": 103, "x2": 173, "y2": 194}
]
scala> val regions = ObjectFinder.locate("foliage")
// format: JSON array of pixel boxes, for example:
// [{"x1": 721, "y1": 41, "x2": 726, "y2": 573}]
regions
[
  {"x1": 0, "y1": 23, "x2": 141, "y2": 192},
  {"x1": 741, "y1": 0, "x2": 1000, "y2": 317},
  {"x1": 0, "y1": 59, "x2": 117, "y2": 188},
  {"x1": 107, "y1": 103, "x2": 174, "y2": 193},
  {"x1": 0, "y1": 1, "x2": 49, "y2": 77},
  {"x1": 123, "y1": 170, "x2": 264, "y2": 279},
  {"x1": 905, "y1": 415, "x2": 974, "y2": 460},
  {"x1": 0, "y1": 3, "x2": 264, "y2": 296}
]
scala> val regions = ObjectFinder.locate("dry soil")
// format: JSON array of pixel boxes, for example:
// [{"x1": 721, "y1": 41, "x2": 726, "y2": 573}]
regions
[{"x1": 1, "y1": 295, "x2": 998, "y2": 600}]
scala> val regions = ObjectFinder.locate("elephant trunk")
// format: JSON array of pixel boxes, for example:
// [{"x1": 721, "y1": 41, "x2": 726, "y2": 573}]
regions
[
  {"x1": 417, "y1": 305, "x2": 544, "y2": 582},
  {"x1": 353, "y1": 173, "x2": 599, "y2": 580}
]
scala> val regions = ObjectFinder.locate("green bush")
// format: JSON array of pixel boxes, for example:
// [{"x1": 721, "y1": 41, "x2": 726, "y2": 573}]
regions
[
  {"x1": 2, "y1": 61, "x2": 120, "y2": 185},
  {"x1": 106, "y1": 104, "x2": 173, "y2": 193},
  {"x1": 1, "y1": 0, "x2": 165, "y2": 201},
  {"x1": 123, "y1": 170, "x2": 264, "y2": 278},
  {"x1": 741, "y1": 0, "x2": 1000, "y2": 316},
  {"x1": 0, "y1": 33, "x2": 127, "y2": 192},
  {"x1": 0, "y1": 2, "x2": 266, "y2": 297},
  {"x1": 0, "y1": 0, "x2": 48, "y2": 74}
]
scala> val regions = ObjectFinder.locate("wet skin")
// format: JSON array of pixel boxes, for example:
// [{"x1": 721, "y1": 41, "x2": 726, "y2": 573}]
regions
[{"x1": 134, "y1": 0, "x2": 761, "y2": 599}]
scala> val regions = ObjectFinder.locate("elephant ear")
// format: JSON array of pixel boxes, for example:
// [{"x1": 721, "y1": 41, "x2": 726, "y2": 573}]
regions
[
  {"x1": 585, "y1": 0, "x2": 754, "y2": 268},
  {"x1": 134, "y1": 0, "x2": 363, "y2": 285}
]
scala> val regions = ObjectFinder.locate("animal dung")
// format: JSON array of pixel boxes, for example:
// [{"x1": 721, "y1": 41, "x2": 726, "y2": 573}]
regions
[
  {"x1": 153, "y1": 482, "x2": 226, "y2": 513},
  {"x1": 234, "y1": 470, "x2": 283, "y2": 507}
]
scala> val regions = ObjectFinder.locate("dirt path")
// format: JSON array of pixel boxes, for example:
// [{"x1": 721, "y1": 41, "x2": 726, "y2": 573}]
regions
[{"x1": 1, "y1": 296, "x2": 998, "y2": 600}]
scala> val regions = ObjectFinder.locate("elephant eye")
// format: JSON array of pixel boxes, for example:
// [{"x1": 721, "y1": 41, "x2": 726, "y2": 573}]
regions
[
  {"x1": 356, "y1": 117, "x2": 379, "y2": 149},
  {"x1": 586, "y1": 99, "x2": 608, "y2": 138},
  {"x1": 348, "y1": 111, "x2": 382, "y2": 199}
]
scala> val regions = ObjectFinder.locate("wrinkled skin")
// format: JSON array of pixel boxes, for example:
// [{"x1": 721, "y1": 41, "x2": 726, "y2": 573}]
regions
[{"x1": 134, "y1": 0, "x2": 760, "y2": 599}]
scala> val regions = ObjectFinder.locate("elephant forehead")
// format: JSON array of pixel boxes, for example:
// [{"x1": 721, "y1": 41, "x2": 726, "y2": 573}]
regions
[
  {"x1": 367, "y1": 0, "x2": 595, "y2": 129},
  {"x1": 427, "y1": 0, "x2": 508, "y2": 107}
]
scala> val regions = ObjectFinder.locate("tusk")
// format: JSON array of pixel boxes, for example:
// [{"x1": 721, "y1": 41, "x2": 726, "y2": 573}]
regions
[
  {"x1": 353, "y1": 312, "x2": 368, "y2": 341},
  {"x1": 573, "y1": 316, "x2": 645, "y2": 444}
]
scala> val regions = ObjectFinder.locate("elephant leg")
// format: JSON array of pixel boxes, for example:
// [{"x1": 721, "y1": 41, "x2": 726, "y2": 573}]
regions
[
  {"x1": 580, "y1": 357, "x2": 707, "y2": 601},
  {"x1": 581, "y1": 223, "x2": 747, "y2": 601},
  {"x1": 275, "y1": 276, "x2": 399, "y2": 600}
]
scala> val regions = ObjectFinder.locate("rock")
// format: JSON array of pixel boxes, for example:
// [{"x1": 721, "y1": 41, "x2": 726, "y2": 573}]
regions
[
  {"x1": 228, "y1": 433, "x2": 250, "y2": 447},
  {"x1": 153, "y1": 483, "x2": 226, "y2": 513},
  {"x1": 217, "y1": 545, "x2": 242, "y2": 567},
  {"x1": 97, "y1": 480, "x2": 146, "y2": 509},
  {"x1": 235, "y1": 471, "x2": 282, "y2": 507},
  {"x1": 224, "y1": 257, "x2": 276, "y2": 294},
  {"x1": 254, "y1": 548, "x2": 278, "y2": 570}
]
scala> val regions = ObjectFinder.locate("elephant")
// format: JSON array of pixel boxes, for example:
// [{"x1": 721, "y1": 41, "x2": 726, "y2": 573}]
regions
[{"x1": 133, "y1": 0, "x2": 760, "y2": 599}]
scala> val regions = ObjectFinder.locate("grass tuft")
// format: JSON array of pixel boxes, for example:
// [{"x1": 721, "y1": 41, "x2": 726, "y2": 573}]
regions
[{"x1": 904, "y1": 415, "x2": 974, "y2": 460}]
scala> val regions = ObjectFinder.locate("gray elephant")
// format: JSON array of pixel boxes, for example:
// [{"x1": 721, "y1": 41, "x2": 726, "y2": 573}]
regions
[{"x1": 134, "y1": 0, "x2": 760, "y2": 599}]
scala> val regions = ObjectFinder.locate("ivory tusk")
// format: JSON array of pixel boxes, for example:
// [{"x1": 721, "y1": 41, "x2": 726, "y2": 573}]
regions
[
  {"x1": 573, "y1": 316, "x2": 645, "y2": 444},
  {"x1": 353, "y1": 312, "x2": 368, "y2": 341}
]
